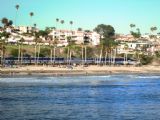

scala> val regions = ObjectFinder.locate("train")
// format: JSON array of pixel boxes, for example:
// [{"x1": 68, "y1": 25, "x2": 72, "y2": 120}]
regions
[{"x1": 1, "y1": 57, "x2": 139, "y2": 66}]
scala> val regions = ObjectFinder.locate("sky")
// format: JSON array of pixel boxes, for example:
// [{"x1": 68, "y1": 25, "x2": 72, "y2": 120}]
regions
[{"x1": 0, "y1": 0, "x2": 160, "y2": 34}]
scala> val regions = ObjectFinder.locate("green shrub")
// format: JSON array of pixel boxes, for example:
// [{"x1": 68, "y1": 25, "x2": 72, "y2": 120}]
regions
[
  {"x1": 10, "y1": 48, "x2": 18, "y2": 57},
  {"x1": 140, "y1": 54, "x2": 153, "y2": 65}
]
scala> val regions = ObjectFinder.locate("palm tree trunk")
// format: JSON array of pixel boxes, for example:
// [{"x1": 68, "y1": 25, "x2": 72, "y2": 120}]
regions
[
  {"x1": 105, "y1": 51, "x2": 107, "y2": 65},
  {"x1": 35, "y1": 45, "x2": 37, "y2": 65},
  {"x1": 67, "y1": 47, "x2": 70, "y2": 65},
  {"x1": 15, "y1": 10, "x2": 18, "y2": 27},
  {"x1": 21, "y1": 45, "x2": 23, "y2": 65},
  {"x1": 81, "y1": 46, "x2": 84, "y2": 65},
  {"x1": 2, "y1": 47, "x2": 5, "y2": 67},
  {"x1": 113, "y1": 49, "x2": 116, "y2": 65},
  {"x1": 53, "y1": 47, "x2": 56, "y2": 65},
  {"x1": 96, "y1": 57, "x2": 98, "y2": 66},
  {"x1": 126, "y1": 53, "x2": 128, "y2": 65},
  {"x1": 18, "y1": 44, "x2": 21, "y2": 64},
  {"x1": 99, "y1": 48, "x2": 103, "y2": 65},
  {"x1": 85, "y1": 46, "x2": 87, "y2": 64},
  {"x1": 1, "y1": 51, "x2": 3, "y2": 66},
  {"x1": 108, "y1": 52, "x2": 110, "y2": 65},
  {"x1": 111, "y1": 49, "x2": 113, "y2": 65},
  {"x1": 37, "y1": 44, "x2": 40, "y2": 65},
  {"x1": 124, "y1": 53, "x2": 127, "y2": 65},
  {"x1": 50, "y1": 47, "x2": 53, "y2": 65},
  {"x1": 69, "y1": 51, "x2": 72, "y2": 65},
  {"x1": 112, "y1": 49, "x2": 114, "y2": 65}
]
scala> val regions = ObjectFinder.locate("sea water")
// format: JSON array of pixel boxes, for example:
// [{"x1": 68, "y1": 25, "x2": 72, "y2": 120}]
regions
[{"x1": 0, "y1": 74, "x2": 160, "y2": 120}]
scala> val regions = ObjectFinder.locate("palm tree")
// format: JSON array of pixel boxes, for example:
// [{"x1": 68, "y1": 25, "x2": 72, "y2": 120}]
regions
[
  {"x1": 69, "y1": 21, "x2": 73, "y2": 30},
  {"x1": 56, "y1": 18, "x2": 59, "y2": 22},
  {"x1": 60, "y1": 20, "x2": 64, "y2": 29},
  {"x1": 150, "y1": 26, "x2": 158, "y2": 41},
  {"x1": 48, "y1": 38, "x2": 54, "y2": 65},
  {"x1": 0, "y1": 40, "x2": 6, "y2": 67},
  {"x1": 69, "y1": 21, "x2": 73, "y2": 38},
  {"x1": 1, "y1": 18, "x2": 8, "y2": 28},
  {"x1": 150, "y1": 26, "x2": 157, "y2": 34},
  {"x1": 37, "y1": 38, "x2": 42, "y2": 65},
  {"x1": 29, "y1": 12, "x2": 34, "y2": 27},
  {"x1": 130, "y1": 24, "x2": 136, "y2": 31},
  {"x1": 81, "y1": 44, "x2": 84, "y2": 65},
  {"x1": 99, "y1": 44, "x2": 103, "y2": 65},
  {"x1": 33, "y1": 23, "x2": 37, "y2": 33},
  {"x1": 136, "y1": 28, "x2": 140, "y2": 32},
  {"x1": 56, "y1": 18, "x2": 59, "y2": 29},
  {"x1": 81, "y1": 42, "x2": 88, "y2": 66},
  {"x1": 50, "y1": 45, "x2": 53, "y2": 65},
  {"x1": 34, "y1": 37, "x2": 42, "y2": 65},
  {"x1": 84, "y1": 45, "x2": 87, "y2": 64},
  {"x1": 53, "y1": 38, "x2": 58, "y2": 65},
  {"x1": 1, "y1": 18, "x2": 13, "y2": 28},
  {"x1": 78, "y1": 28, "x2": 82, "y2": 31},
  {"x1": 15, "y1": 4, "x2": 20, "y2": 27},
  {"x1": 34, "y1": 23, "x2": 37, "y2": 28},
  {"x1": 18, "y1": 38, "x2": 25, "y2": 65},
  {"x1": 8, "y1": 20, "x2": 13, "y2": 26},
  {"x1": 124, "y1": 43, "x2": 129, "y2": 65}
]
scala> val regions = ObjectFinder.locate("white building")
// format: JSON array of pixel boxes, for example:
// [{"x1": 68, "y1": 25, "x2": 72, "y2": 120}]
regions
[
  {"x1": 49, "y1": 29, "x2": 100, "y2": 46},
  {"x1": 16, "y1": 26, "x2": 38, "y2": 33},
  {"x1": 117, "y1": 41, "x2": 152, "y2": 54}
]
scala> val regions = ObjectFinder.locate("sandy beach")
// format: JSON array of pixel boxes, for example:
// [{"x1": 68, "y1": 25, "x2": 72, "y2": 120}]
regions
[{"x1": 0, "y1": 65, "x2": 160, "y2": 76}]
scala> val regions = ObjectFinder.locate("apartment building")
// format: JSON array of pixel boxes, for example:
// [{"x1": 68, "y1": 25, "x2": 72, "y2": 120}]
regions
[{"x1": 49, "y1": 29, "x2": 100, "y2": 46}]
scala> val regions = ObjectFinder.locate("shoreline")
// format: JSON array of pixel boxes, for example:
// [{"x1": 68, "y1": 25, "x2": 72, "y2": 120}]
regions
[{"x1": 1, "y1": 65, "x2": 160, "y2": 77}]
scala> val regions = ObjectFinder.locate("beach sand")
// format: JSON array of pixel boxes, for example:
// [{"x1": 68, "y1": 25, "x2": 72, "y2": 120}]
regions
[{"x1": 0, "y1": 65, "x2": 160, "y2": 76}]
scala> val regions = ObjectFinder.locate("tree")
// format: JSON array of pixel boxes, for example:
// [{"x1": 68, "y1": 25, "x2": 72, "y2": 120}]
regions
[
  {"x1": 56, "y1": 18, "x2": 59, "y2": 23},
  {"x1": 15, "y1": 4, "x2": 20, "y2": 26},
  {"x1": 78, "y1": 28, "x2": 82, "y2": 31},
  {"x1": 34, "y1": 23, "x2": 37, "y2": 28},
  {"x1": 56, "y1": 18, "x2": 59, "y2": 30},
  {"x1": 60, "y1": 20, "x2": 64, "y2": 29},
  {"x1": 69, "y1": 21, "x2": 73, "y2": 42},
  {"x1": 94, "y1": 24, "x2": 115, "y2": 38},
  {"x1": 34, "y1": 33, "x2": 43, "y2": 65},
  {"x1": 150, "y1": 26, "x2": 157, "y2": 33},
  {"x1": 94, "y1": 24, "x2": 115, "y2": 65},
  {"x1": 130, "y1": 24, "x2": 136, "y2": 31},
  {"x1": 52, "y1": 38, "x2": 58, "y2": 65},
  {"x1": 1, "y1": 18, "x2": 8, "y2": 27},
  {"x1": 18, "y1": 38, "x2": 25, "y2": 65},
  {"x1": 140, "y1": 54, "x2": 153, "y2": 65},
  {"x1": 10, "y1": 48, "x2": 19, "y2": 57},
  {"x1": 84, "y1": 30, "x2": 91, "y2": 33},
  {"x1": 39, "y1": 48, "x2": 50, "y2": 57},
  {"x1": 70, "y1": 21, "x2": 73, "y2": 30},
  {"x1": 1, "y1": 18, "x2": 13, "y2": 27},
  {"x1": 130, "y1": 28, "x2": 141, "y2": 39},
  {"x1": 29, "y1": 12, "x2": 34, "y2": 27},
  {"x1": 0, "y1": 31, "x2": 10, "y2": 39},
  {"x1": 0, "y1": 40, "x2": 6, "y2": 67},
  {"x1": 7, "y1": 20, "x2": 13, "y2": 26},
  {"x1": 36, "y1": 38, "x2": 42, "y2": 65},
  {"x1": 150, "y1": 27, "x2": 157, "y2": 40},
  {"x1": 66, "y1": 35, "x2": 76, "y2": 65}
]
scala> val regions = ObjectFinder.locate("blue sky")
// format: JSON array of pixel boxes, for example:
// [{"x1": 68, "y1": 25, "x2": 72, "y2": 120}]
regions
[{"x1": 0, "y1": 0, "x2": 160, "y2": 34}]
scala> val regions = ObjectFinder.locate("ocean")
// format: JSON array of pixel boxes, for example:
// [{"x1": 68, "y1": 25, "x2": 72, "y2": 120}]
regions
[{"x1": 0, "y1": 74, "x2": 160, "y2": 120}]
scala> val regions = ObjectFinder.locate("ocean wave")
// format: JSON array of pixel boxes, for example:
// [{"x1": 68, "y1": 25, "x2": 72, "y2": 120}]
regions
[{"x1": 135, "y1": 76, "x2": 160, "y2": 79}]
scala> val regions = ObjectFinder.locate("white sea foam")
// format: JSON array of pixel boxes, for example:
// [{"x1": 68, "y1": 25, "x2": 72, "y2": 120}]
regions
[
  {"x1": 0, "y1": 75, "x2": 159, "y2": 86},
  {"x1": 135, "y1": 76, "x2": 160, "y2": 79}
]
